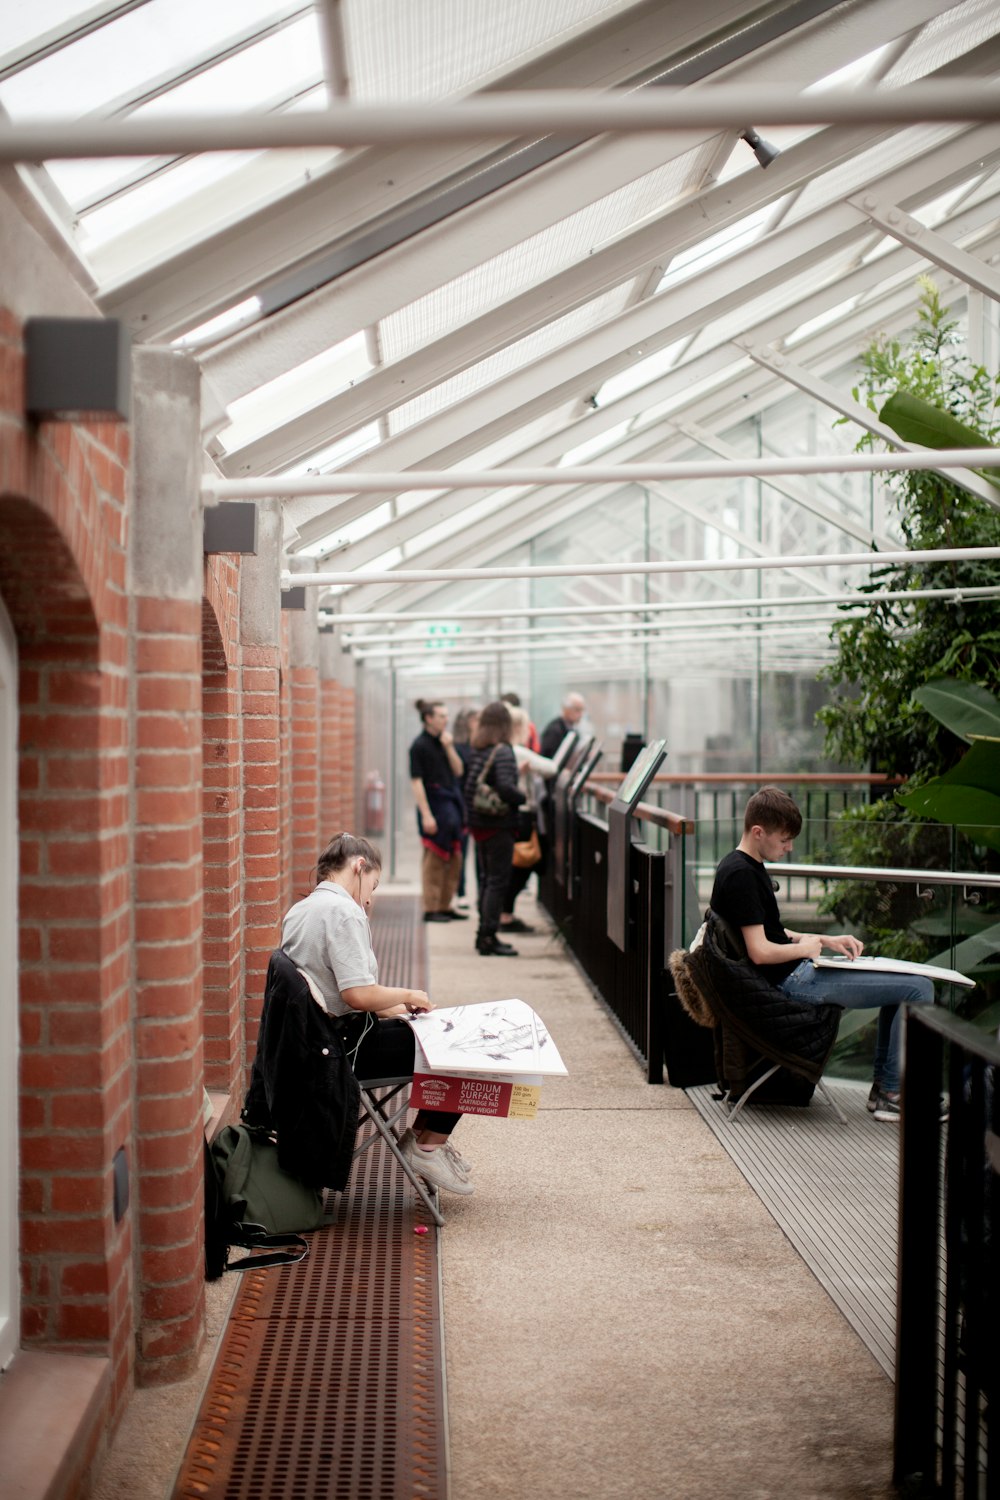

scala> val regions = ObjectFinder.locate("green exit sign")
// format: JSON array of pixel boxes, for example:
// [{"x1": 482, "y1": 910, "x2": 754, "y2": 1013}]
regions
[{"x1": 426, "y1": 623, "x2": 462, "y2": 649}]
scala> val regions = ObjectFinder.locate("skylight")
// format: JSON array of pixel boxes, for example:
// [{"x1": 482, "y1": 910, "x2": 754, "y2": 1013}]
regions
[
  {"x1": 655, "y1": 208, "x2": 772, "y2": 292},
  {"x1": 217, "y1": 333, "x2": 371, "y2": 454}
]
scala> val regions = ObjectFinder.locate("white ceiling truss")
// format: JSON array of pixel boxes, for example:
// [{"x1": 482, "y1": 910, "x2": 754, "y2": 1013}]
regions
[{"x1": 3, "y1": 0, "x2": 1000, "y2": 670}]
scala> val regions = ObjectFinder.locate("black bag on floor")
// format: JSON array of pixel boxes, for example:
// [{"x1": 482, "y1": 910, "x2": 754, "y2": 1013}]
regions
[{"x1": 204, "y1": 1129, "x2": 317, "y2": 1281}]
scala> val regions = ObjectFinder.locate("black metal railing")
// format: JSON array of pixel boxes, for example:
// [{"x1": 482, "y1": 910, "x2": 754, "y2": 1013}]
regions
[
  {"x1": 539, "y1": 797, "x2": 713, "y2": 1086},
  {"x1": 895, "y1": 1006, "x2": 999, "y2": 1498}
]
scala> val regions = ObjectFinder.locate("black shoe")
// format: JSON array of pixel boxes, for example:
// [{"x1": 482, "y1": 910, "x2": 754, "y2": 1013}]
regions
[
  {"x1": 423, "y1": 912, "x2": 451, "y2": 923},
  {"x1": 500, "y1": 917, "x2": 534, "y2": 934},
  {"x1": 476, "y1": 936, "x2": 518, "y2": 956},
  {"x1": 444, "y1": 909, "x2": 469, "y2": 920}
]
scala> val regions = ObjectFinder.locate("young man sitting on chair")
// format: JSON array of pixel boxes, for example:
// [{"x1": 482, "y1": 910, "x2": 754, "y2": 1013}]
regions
[{"x1": 711, "y1": 787, "x2": 935, "y2": 1123}]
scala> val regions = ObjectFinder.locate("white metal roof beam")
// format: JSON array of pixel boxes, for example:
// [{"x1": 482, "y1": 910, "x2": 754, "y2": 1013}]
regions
[
  {"x1": 291, "y1": 273, "x2": 951, "y2": 588},
  {"x1": 333, "y1": 315, "x2": 969, "y2": 611},
  {"x1": 735, "y1": 342, "x2": 1000, "y2": 509},
  {"x1": 219, "y1": 124, "x2": 882, "y2": 468},
  {"x1": 99, "y1": 0, "x2": 762, "y2": 336},
  {"x1": 847, "y1": 192, "x2": 1000, "y2": 300},
  {"x1": 315, "y1": 0, "x2": 350, "y2": 100},
  {"x1": 224, "y1": 73, "x2": 1000, "y2": 471},
  {"x1": 202, "y1": 0, "x2": 944, "y2": 404},
  {"x1": 290, "y1": 207, "x2": 1000, "y2": 580},
  {"x1": 671, "y1": 421, "x2": 894, "y2": 550},
  {"x1": 282, "y1": 124, "x2": 1000, "y2": 537}
]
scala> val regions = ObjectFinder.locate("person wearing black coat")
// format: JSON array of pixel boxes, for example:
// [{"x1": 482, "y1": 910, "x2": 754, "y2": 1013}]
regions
[{"x1": 463, "y1": 700, "x2": 525, "y2": 956}]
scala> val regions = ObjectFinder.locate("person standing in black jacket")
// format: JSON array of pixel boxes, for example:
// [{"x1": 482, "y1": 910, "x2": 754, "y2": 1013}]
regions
[
  {"x1": 463, "y1": 701, "x2": 525, "y2": 956},
  {"x1": 409, "y1": 699, "x2": 467, "y2": 923},
  {"x1": 539, "y1": 691, "x2": 586, "y2": 759}
]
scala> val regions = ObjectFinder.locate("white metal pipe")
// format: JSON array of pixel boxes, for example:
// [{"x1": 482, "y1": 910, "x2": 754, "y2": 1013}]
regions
[
  {"x1": 343, "y1": 609, "x2": 874, "y2": 648},
  {"x1": 208, "y1": 447, "x2": 1000, "y2": 500},
  {"x1": 349, "y1": 618, "x2": 848, "y2": 661},
  {"x1": 2, "y1": 84, "x2": 999, "y2": 163},
  {"x1": 288, "y1": 546, "x2": 1000, "y2": 589},
  {"x1": 320, "y1": 585, "x2": 1000, "y2": 625}
]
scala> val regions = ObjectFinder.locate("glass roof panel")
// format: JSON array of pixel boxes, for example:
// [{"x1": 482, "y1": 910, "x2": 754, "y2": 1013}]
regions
[
  {"x1": 595, "y1": 340, "x2": 688, "y2": 406},
  {"x1": 785, "y1": 123, "x2": 962, "y2": 225},
  {"x1": 0, "y1": 0, "x2": 292, "y2": 121},
  {"x1": 345, "y1": 0, "x2": 626, "y2": 101},
  {"x1": 280, "y1": 422, "x2": 380, "y2": 482},
  {"x1": 217, "y1": 332, "x2": 371, "y2": 455},
  {"x1": 387, "y1": 285, "x2": 632, "y2": 434},
  {"x1": 882, "y1": 0, "x2": 1000, "y2": 85},
  {"x1": 379, "y1": 141, "x2": 718, "y2": 361},
  {"x1": 558, "y1": 420, "x2": 632, "y2": 465},
  {"x1": 0, "y1": 1, "x2": 111, "y2": 59},
  {"x1": 34, "y1": 32, "x2": 325, "y2": 226},
  {"x1": 655, "y1": 206, "x2": 772, "y2": 292}
]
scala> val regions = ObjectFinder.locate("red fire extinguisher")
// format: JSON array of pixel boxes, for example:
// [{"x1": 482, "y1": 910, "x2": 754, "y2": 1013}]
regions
[{"x1": 364, "y1": 771, "x2": 385, "y2": 835}]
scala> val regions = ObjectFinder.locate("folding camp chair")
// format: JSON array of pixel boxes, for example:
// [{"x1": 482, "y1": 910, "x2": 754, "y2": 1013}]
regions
[
  {"x1": 726, "y1": 1064, "x2": 848, "y2": 1124},
  {"x1": 353, "y1": 1074, "x2": 445, "y2": 1227}
]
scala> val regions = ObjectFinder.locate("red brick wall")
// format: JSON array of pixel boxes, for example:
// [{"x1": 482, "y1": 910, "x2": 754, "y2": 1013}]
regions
[
  {"x1": 279, "y1": 621, "x2": 294, "y2": 919},
  {"x1": 201, "y1": 559, "x2": 242, "y2": 1096},
  {"x1": 325, "y1": 681, "x2": 358, "y2": 836},
  {"x1": 241, "y1": 643, "x2": 282, "y2": 1057},
  {"x1": 132, "y1": 593, "x2": 204, "y2": 1386},
  {"x1": 290, "y1": 660, "x2": 320, "y2": 904},
  {"x1": 1, "y1": 310, "x2": 134, "y2": 1409}
]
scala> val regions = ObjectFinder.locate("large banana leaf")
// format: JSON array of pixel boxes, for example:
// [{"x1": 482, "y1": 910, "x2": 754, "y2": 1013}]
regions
[
  {"x1": 913, "y1": 678, "x2": 1000, "y2": 743},
  {"x1": 879, "y1": 391, "x2": 998, "y2": 467},
  {"x1": 896, "y1": 738, "x2": 1000, "y2": 850}
]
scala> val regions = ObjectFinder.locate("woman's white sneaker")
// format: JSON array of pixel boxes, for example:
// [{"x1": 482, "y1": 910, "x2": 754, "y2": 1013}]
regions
[{"x1": 401, "y1": 1132, "x2": 474, "y2": 1195}]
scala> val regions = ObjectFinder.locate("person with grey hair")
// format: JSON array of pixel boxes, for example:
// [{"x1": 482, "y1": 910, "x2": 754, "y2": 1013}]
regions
[{"x1": 539, "y1": 691, "x2": 586, "y2": 759}]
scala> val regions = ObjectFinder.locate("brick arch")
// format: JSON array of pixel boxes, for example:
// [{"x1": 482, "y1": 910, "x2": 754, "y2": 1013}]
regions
[
  {"x1": 201, "y1": 582, "x2": 243, "y2": 1095},
  {"x1": 0, "y1": 491, "x2": 132, "y2": 1380}
]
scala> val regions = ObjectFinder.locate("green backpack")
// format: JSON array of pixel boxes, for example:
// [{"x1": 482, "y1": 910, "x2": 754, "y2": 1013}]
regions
[{"x1": 211, "y1": 1124, "x2": 326, "y2": 1238}]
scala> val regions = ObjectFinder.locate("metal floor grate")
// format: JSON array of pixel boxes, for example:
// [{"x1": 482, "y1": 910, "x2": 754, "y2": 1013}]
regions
[
  {"x1": 687, "y1": 1079, "x2": 900, "y2": 1376},
  {"x1": 173, "y1": 895, "x2": 445, "y2": 1500},
  {"x1": 369, "y1": 895, "x2": 428, "y2": 993}
]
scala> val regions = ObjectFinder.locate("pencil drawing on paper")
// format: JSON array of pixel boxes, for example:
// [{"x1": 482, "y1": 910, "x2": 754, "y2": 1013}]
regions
[{"x1": 409, "y1": 999, "x2": 568, "y2": 1076}]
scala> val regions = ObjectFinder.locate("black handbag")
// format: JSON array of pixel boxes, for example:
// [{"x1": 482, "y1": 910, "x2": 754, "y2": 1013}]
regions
[{"x1": 472, "y1": 746, "x2": 507, "y2": 818}]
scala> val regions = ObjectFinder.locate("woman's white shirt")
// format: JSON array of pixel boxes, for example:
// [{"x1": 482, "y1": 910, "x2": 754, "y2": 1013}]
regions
[
  {"x1": 281, "y1": 881, "x2": 378, "y2": 1016},
  {"x1": 513, "y1": 744, "x2": 558, "y2": 779}
]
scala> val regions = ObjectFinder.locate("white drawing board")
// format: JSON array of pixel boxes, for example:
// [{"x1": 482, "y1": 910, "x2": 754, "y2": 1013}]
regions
[{"x1": 406, "y1": 999, "x2": 568, "y2": 1076}]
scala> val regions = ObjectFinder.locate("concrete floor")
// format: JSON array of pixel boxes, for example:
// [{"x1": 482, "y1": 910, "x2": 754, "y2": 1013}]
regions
[
  {"x1": 431, "y1": 895, "x2": 896, "y2": 1500},
  {"x1": 92, "y1": 885, "x2": 897, "y2": 1499}
]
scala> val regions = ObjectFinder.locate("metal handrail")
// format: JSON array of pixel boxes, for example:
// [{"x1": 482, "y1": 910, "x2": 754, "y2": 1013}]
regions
[
  {"x1": 776, "y1": 861, "x2": 1000, "y2": 889},
  {"x1": 590, "y1": 771, "x2": 904, "y2": 786},
  {"x1": 586, "y1": 783, "x2": 693, "y2": 836}
]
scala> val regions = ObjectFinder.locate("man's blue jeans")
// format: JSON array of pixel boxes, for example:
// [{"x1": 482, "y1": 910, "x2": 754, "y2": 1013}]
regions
[{"x1": 779, "y1": 960, "x2": 935, "y2": 1094}]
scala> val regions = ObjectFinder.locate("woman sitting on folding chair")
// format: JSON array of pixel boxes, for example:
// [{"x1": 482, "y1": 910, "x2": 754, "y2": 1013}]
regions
[{"x1": 280, "y1": 831, "x2": 473, "y2": 1196}]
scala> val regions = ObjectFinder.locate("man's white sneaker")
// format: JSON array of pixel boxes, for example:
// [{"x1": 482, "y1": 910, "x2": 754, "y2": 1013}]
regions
[{"x1": 400, "y1": 1131, "x2": 474, "y2": 1195}]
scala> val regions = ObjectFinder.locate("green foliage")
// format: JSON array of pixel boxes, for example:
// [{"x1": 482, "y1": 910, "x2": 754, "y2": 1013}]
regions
[
  {"x1": 913, "y1": 677, "x2": 1000, "y2": 742},
  {"x1": 878, "y1": 391, "x2": 998, "y2": 485},
  {"x1": 818, "y1": 279, "x2": 1000, "y2": 780},
  {"x1": 815, "y1": 801, "x2": 947, "y2": 961}
]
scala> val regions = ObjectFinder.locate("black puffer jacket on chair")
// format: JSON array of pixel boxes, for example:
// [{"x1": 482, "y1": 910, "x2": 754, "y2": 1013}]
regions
[{"x1": 669, "y1": 910, "x2": 841, "y2": 1105}]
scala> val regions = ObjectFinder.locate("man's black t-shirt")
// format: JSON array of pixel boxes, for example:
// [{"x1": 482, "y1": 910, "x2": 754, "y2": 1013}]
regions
[
  {"x1": 710, "y1": 850, "x2": 799, "y2": 983},
  {"x1": 409, "y1": 729, "x2": 458, "y2": 789}
]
